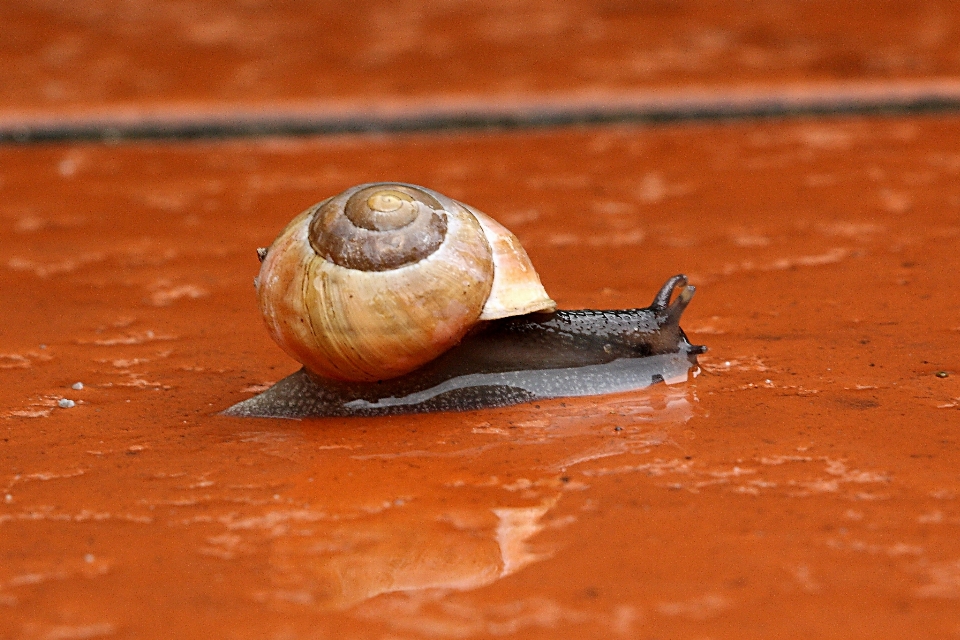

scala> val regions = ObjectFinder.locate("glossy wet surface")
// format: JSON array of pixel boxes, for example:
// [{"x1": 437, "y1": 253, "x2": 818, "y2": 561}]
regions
[
  {"x1": 2, "y1": 115, "x2": 959, "y2": 638},
  {"x1": 5, "y1": 0, "x2": 960, "y2": 138},
  {"x1": 3, "y1": 3, "x2": 960, "y2": 639},
  {"x1": 14, "y1": 0, "x2": 960, "y2": 116}
]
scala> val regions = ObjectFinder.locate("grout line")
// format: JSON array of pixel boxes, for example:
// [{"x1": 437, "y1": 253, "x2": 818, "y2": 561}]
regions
[{"x1": 3, "y1": 80, "x2": 960, "y2": 144}]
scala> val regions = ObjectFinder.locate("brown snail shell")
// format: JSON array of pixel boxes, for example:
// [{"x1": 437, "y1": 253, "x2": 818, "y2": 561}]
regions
[{"x1": 255, "y1": 183, "x2": 556, "y2": 382}]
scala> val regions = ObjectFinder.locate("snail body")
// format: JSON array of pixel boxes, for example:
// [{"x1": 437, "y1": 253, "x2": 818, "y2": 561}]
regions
[{"x1": 225, "y1": 183, "x2": 704, "y2": 419}]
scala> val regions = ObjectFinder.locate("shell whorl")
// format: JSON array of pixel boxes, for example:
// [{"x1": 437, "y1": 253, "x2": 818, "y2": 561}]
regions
[{"x1": 310, "y1": 184, "x2": 447, "y2": 271}]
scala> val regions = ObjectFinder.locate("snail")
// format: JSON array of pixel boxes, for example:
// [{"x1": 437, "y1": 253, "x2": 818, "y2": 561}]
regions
[{"x1": 224, "y1": 182, "x2": 705, "y2": 418}]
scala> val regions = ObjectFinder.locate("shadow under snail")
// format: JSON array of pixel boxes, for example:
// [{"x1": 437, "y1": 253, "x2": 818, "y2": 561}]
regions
[{"x1": 224, "y1": 182, "x2": 705, "y2": 418}]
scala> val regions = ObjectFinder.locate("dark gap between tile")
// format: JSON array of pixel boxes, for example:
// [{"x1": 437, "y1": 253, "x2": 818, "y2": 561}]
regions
[{"x1": 3, "y1": 91, "x2": 960, "y2": 145}]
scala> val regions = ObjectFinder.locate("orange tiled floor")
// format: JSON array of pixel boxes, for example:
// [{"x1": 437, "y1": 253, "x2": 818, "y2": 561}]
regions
[
  {"x1": 4, "y1": 0, "x2": 960, "y2": 133},
  {"x1": 2, "y1": 3, "x2": 960, "y2": 639}
]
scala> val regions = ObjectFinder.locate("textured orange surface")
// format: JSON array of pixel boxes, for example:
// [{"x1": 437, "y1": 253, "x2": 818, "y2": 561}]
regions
[
  {"x1": 2, "y1": 115, "x2": 960, "y2": 638},
  {"x1": 4, "y1": 0, "x2": 960, "y2": 125}
]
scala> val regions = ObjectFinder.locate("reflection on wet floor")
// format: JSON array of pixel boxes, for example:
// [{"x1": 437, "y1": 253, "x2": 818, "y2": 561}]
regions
[
  {"x1": 222, "y1": 386, "x2": 696, "y2": 617},
  {"x1": 262, "y1": 495, "x2": 558, "y2": 611}
]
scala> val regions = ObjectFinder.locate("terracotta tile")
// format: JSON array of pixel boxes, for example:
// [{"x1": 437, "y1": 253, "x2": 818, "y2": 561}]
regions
[
  {"x1": 3, "y1": 1, "x2": 960, "y2": 132},
  {"x1": 1, "y1": 116, "x2": 960, "y2": 637}
]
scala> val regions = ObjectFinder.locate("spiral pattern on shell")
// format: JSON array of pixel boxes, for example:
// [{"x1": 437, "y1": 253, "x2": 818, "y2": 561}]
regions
[
  {"x1": 255, "y1": 182, "x2": 556, "y2": 382},
  {"x1": 311, "y1": 184, "x2": 448, "y2": 271}
]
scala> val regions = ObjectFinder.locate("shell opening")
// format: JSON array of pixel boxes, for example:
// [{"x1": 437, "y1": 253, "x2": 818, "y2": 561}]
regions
[{"x1": 468, "y1": 206, "x2": 557, "y2": 320}]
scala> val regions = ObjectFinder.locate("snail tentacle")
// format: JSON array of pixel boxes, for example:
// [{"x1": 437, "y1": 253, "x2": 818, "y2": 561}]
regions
[{"x1": 651, "y1": 274, "x2": 689, "y2": 311}]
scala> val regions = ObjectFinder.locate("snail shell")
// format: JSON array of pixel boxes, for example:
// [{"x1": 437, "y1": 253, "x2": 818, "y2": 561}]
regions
[{"x1": 255, "y1": 183, "x2": 556, "y2": 382}]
